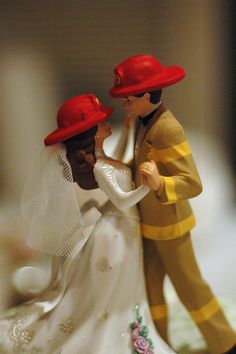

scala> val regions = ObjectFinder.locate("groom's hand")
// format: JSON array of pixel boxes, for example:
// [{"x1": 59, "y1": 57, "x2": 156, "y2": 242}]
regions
[{"x1": 138, "y1": 160, "x2": 161, "y2": 191}]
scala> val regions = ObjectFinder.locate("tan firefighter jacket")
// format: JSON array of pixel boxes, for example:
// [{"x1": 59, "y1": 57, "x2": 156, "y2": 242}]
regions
[{"x1": 134, "y1": 104, "x2": 202, "y2": 240}]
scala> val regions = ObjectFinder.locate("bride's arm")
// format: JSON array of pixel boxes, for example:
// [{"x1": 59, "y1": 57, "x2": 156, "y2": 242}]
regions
[{"x1": 94, "y1": 163, "x2": 149, "y2": 211}]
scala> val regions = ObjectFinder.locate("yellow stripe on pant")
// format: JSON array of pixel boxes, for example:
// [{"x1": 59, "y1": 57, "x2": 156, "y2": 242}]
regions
[
  {"x1": 189, "y1": 297, "x2": 220, "y2": 323},
  {"x1": 150, "y1": 304, "x2": 168, "y2": 320}
]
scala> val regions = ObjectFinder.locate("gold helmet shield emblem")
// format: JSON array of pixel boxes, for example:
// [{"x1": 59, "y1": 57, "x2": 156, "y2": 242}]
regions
[
  {"x1": 94, "y1": 97, "x2": 101, "y2": 105},
  {"x1": 114, "y1": 74, "x2": 121, "y2": 86}
]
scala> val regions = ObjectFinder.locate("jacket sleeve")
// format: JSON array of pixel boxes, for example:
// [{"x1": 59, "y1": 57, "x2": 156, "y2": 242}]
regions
[
  {"x1": 94, "y1": 162, "x2": 150, "y2": 211},
  {"x1": 147, "y1": 125, "x2": 202, "y2": 205}
]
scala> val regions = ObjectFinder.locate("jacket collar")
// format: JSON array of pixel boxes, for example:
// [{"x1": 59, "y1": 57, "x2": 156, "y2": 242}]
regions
[{"x1": 134, "y1": 103, "x2": 167, "y2": 142}]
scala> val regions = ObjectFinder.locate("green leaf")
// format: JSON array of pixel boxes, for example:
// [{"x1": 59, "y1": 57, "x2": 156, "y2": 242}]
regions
[
  {"x1": 130, "y1": 323, "x2": 135, "y2": 330},
  {"x1": 148, "y1": 338, "x2": 154, "y2": 349},
  {"x1": 138, "y1": 316, "x2": 143, "y2": 324},
  {"x1": 140, "y1": 326, "x2": 149, "y2": 337}
]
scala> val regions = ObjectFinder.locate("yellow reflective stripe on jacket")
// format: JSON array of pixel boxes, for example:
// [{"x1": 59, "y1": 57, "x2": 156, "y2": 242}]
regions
[
  {"x1": 150, "y1": 305, "x2": 168, "y2": 320},
  {"x1": 141, "y1": 214, "x2": 196, "y2": 240},
  {"x1": 148, "y1": 141, "x2": 191, "y2": 164},
  {"x1": 162, "y1": 176, "x2": 177, "y2": 203},
  {"x1": 189, "y1": 298, "x2": 220, "y2": 323}
]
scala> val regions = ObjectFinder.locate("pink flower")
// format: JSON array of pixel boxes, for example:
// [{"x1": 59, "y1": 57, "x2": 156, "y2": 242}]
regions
[
  {"x1": 133, "y1": 320, "x2": 140, "y2": 327},
  {"x1": 146, "y1": 350, "x2": 154, "y2": 354},
  {"x1": 131, "y1": 325, "x2": 142, "y2": 339},
  {"x1": 133, "y1": 336, "x2": 149, "y2": 353}
]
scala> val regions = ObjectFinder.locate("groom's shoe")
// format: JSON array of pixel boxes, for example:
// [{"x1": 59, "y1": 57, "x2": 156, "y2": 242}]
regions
[{"x1": 224, "y1": 344, "x2": 236, "y2": 354}]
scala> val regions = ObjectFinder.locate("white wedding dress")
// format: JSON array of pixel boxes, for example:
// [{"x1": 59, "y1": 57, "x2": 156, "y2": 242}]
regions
[{"x1": 0, "y1": 158, "x2": 175, "y2": 354}]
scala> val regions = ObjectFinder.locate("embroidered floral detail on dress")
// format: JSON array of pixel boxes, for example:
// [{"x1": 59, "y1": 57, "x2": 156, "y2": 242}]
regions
[
  {"x1": 10, "y1": 347, "x2": 43, "y2": 354},
  {"x1": 130, "y1": 304, "x2": 154, "y2": 354},
  {"x1": 7, "y1": 315, "x2": 35, "y2": 353},
  {"x1": 55, "y1": 349, "x2": 63, "y2": 354},
  {"x1": 27, "y1": 346, "x2": 43, "y2": 354},
  {"x1": 96, "y1": 257, "x2": 112, "y2": 272},
  {"x1": 119, "y1": 331, "x2": 126, "y2": 338},
  {"x1": 59, "y1": 318, "x2": 74, "y2": 334},
  {"x1": 97, "y1": 311, "x2": 109, "y2": 321}
]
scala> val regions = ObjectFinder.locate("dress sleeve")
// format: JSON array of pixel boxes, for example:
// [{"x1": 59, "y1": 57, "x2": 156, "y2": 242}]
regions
[{"x1": 94, "y1": 162, "x2": 149, "y2": 211}]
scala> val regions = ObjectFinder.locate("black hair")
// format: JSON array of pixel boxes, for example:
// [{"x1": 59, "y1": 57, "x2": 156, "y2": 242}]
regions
[
  {"x1": 135, "y1": 90, "x2": 162, "y2": 104},
  {"x1": 63, "y1": 126, "x2": 99, "y2": 190},
  {"x1": 63, "y1": 126, "x2": 98, "y2": 148}
]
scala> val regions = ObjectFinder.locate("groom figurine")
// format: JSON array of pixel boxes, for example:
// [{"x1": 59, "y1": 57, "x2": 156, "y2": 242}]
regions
[{"x1": 109, "y1": 54, "x2": 236, "y2": 354}]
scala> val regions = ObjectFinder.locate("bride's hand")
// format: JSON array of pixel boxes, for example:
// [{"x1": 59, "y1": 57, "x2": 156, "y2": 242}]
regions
[{"x1": 140, "y1": 173, "x2": 149, "y2": 186}]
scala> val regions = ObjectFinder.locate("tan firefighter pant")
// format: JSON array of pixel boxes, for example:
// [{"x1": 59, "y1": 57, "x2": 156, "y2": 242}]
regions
[{"x1": 143, "y1": 233, "x2": 236, "y2": 354}]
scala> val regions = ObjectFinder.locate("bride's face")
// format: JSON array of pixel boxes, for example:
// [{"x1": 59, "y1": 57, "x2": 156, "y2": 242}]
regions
[{"x1": 96, "y1": 121, "x2": 112, "y2": 140}]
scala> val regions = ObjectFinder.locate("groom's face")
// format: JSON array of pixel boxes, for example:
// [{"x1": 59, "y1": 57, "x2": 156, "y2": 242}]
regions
[{"x1": 122, "y1": 93, "x2": 151, "y2": 118}]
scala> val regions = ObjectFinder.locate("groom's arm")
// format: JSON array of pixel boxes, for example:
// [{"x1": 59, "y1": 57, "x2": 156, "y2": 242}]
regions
[{"x1": 139, "y1": 125, "x2": 202, "y2": 204}]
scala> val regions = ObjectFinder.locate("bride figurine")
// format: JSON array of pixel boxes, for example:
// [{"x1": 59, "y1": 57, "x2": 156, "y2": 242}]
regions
[{"x1": 0, "y1": 94, "x2": 175, "y2": 354}]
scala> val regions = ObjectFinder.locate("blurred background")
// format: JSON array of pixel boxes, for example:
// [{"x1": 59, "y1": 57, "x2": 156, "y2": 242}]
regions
[{"x1": 0, "y1": 0, "x2": 235, "y2": 350}]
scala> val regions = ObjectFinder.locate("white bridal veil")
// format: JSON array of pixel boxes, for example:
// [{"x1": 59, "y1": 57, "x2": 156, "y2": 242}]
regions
[{"x1": 21, "y1": 144, "x2": 90, "y2": 257}]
